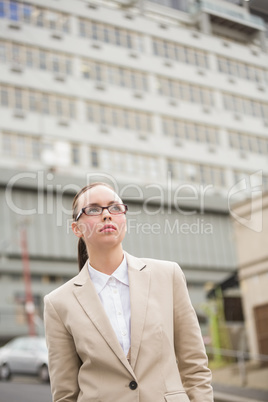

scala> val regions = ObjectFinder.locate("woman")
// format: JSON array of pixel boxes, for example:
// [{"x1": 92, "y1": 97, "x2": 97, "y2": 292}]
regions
[{"x1": 44, "y1": 182, "x2": 213, "y2": 402}]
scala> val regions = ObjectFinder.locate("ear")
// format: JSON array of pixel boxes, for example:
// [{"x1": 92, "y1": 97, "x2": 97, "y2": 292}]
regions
[{"x1": 71, "y1": 221, "x2": 83, "y2": 238}]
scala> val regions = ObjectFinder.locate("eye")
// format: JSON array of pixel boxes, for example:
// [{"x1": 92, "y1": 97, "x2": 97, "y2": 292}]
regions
[
  {"x1": 109, "y1": 204, "x2": 122, "y2": 212},
  {"x1": 85, "y1": 206, "x2": 101, "y2": 215}
]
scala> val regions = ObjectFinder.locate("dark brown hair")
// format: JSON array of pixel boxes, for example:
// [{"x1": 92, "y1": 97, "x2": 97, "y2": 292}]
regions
[{"x1": 72, "y1": 182, "x2": 115, "y2": 271}]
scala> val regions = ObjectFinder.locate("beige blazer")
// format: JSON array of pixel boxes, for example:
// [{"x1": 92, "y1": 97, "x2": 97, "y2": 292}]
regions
[{"x1": 44, "y1": 252, "x2": 213, "y2": 402}]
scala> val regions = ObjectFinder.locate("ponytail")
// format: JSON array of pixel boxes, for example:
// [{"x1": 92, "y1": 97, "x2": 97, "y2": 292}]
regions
[
  {"x1": 78, "y1": 237, "x2": 88, "y2": 271},
  {"x1": 73, "y1": 182, "x2": 115, "y2": 271}
]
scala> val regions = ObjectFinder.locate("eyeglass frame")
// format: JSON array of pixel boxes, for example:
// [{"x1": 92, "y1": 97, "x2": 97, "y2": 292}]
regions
[{"x1": 75, "y1": 203, "x2": 128, "y2": 221}]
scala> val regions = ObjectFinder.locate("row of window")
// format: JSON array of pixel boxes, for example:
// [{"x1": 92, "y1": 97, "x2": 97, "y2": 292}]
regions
[
  {"x1": 234, "y1": 170, "x2": 268, "y2": 190},
  {"x1": 218, "y1": 56, "x2": 268, "y2": 84},
  {"x1": 1, "y1": 38, "x2": 267, "y2": 93},
  {"x1": 2, "y1": 132, "x2": 41, "y2": 160},
  {"x1": 0, "y1": 0, "x2": 70, "y2": 32},
  {"x1": 2, "y1": 132, "x2": 267, "y2": 189},
  {"x1": 0, "y1": 40, "x2": 72, "y2": 75},
  {"x1": 91, "y1": 147, "x2": 158, "y2": 178},
  {"x1": 1, "y1": 3, "x2": 267, "y2": 78},
  {"x1": 0, "y1": 85, "x2": 76, "y2": 118},
  {"x1": 82, "y1": 59, "x2": 148, "y2": 92},
  {"x1": 223, "y1": 93, "x2": 268, "y2": 119},
  {"x1": 79, "y1": 18, "x2": 144, "y2": 52},
  {"x1": 87, "y1": 102, "x2": 153, "y2": 133},
  {"x1": 162, "y1": 117, "x2": 219, "y2": 144},
  {"x1": 152, "y1": 37, "x2": 209, "y2": 68},
  {"x1": 168, "y1": 159, "x2": 226, "y2": 187},
  {"x1": 229, "y1": 131, "x2": 268, "y2": 155},
  {"x1": 157, "y1": 76, "x2": 214, "y2": 106},
  {"x1": 1, "y1": 85, "x2": 268, "y2": 123}
]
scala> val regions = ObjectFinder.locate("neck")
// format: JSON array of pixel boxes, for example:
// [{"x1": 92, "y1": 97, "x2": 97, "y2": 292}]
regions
[{"x1": 88, "y1": 245, "x2": 124, "y2": 275}]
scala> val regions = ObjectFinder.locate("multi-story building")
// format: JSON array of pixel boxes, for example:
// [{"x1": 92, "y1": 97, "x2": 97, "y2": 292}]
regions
[{"x1": 0, "y1": 0, "x2": 267, "y2": 342}]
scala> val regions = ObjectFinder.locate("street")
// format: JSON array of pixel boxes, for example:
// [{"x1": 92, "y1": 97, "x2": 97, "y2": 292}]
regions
[
  {"x1": 0, "y1": 376, "x2": 52, "y2": 402},
  {"x1": 1, "y1": 377, "x2": 268, "y2": 402}
]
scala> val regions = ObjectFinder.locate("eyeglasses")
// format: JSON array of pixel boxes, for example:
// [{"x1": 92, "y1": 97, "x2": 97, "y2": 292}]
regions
[{"x1": 75, "y1": 203, "x2": 128, "y2": 221}]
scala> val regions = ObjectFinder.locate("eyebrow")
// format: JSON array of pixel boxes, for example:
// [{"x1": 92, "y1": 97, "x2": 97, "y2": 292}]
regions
[{"x1": 86, "y1": 201, "x2": 118, "y2": 207}]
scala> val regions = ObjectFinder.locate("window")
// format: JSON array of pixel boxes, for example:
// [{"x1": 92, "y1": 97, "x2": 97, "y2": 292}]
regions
[
  {"x1": 1, "y1": 132, "x2": 42, "y2": 161},
  {"x1": 14, "y1": 88, "x2": 23, "y2": 109},
  {"x1": 86, "y1": 102, "x2": 152, "y2": 133},
  {"x1": 0, "y1": 42, "x2": 6, "y2": 62},
  {"x1": 0, "y1": 85, "x2": 76, "y2": 119},
  {"x1": 91, "y1": 148, "x2": 99, "y2": 167},
  {"x1": 0, "y1": 1, "x2": 5, "y2": 18},
  {"x1": 162, "y1": 117, "x2": 219, "y2": 145},
  {"x1": 218, "y1": 56, "x2": 267, "y2": 84},
  {"x1": 32, "y1": 139, "x2": 41, "y2": 160},
  {"x1": 78, "y1": 18, "x2": 143, "y2": 52},
  {"x1": 157, "y1": 76, "x2": 213, "y2": 106},
  {"x1": 39, "y1": 51, "x2": 47, "y2": 70},
  {"x1": 81, "y1": 60, "x2": 149, "y2": 92},
  {"x1": 152, "y1": 37, "x2": 209, "y2": 68},
  {"x1": 223, "y1": 93, "x2": 268, "y2": 118},
  {"x1": 1, "y1": 1, "x2": 70, "y2": 32},
  {"x1": 229, "y1": 131, "x2": 268, "y2": 155},
  {"x1": 71, "y1": 145, "x2": 80, "y2": 165},
  {"x1": 0, "y1": 40, "x2": 72, "y2": 74},
  {"x1": 2, "y1": 133, "x2": 12, "y2": 155},
  {"x1": 167, "y1": 160, "x2": 225, "y2": 187},
  {"x1": 0, "y1": 87, "x2": 9, "y2": 106}
]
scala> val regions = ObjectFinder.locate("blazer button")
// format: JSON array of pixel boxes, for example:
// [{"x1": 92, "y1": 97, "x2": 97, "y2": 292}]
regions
[{"x1": 129, "y1": 380, "x2": 138, "y2": 390}]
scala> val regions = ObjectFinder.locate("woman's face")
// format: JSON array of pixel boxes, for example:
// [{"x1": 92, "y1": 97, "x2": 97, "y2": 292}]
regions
[{"x1": 72, "y1": 185, "x2": 127, "y2": 252}]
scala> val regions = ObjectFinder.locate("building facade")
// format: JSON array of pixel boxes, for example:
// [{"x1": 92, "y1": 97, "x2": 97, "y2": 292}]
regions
[
  {"x1": 0, "y1": 0, "x2": 267, "y2": 342},
  {"x1": 232, "y1": 192, "x2": 268, "y2": 362}
]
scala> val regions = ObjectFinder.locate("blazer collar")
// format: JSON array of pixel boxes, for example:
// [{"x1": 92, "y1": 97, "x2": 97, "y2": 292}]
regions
[
  {"x1": 73, "y1": 252, "x2": 150, "y2": 373},
  {"x1": 125, "y1": 252, "x2": 150, "y2": 369}
]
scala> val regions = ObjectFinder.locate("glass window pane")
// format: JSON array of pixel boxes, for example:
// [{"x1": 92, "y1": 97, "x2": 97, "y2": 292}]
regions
[
  {"x1": 39, "y1": 51, "x2": 47, "y2": 69},
  {"x1": 17, "y1": 136, "x2": 27, "y2": 158},
  {"x1": 0, "y1": 43, "x2": 6, "y2": 62},
  {"x1": 91, "y1": 148, "x2": 99, "y2": 167},
  {"x1": 72, "y1": 145, "x2": 80, "y2": 165},
  {"x1": 41, "y1": 95, "x2": 49, "y2": 114},
  {"x1": 10, "y1": 1, "x2": 20, "y2": 21},
  {"x1": 0, "y1": 88, "x2": 9, "y2": 106},
  {"x1": 2, "y1": 133, "x2": 12, "y2": 155},
  {"x1": 22, "y1": 5, "x2": 32, "y2": 23},
  {"x1": 26, "y1": 49, "x2": 34, "y2": 67},
  {"x1": 15, "y1": 89, "x2": 23, "y2": 109},
  {"x1": 0, "y1": 1, "x2": 6, "y2": 18},
  {"x1": 32, "y1": 139, "x2": 41, "y2": 160}
]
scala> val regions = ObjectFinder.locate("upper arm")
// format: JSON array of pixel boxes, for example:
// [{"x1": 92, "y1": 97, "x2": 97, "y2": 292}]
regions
[
  {"x1": 172, "y1": 264, "x2": 213, "y2": 402},
  {"x1": 44, "y1": 295, "x2": 81, "y2": 402}
]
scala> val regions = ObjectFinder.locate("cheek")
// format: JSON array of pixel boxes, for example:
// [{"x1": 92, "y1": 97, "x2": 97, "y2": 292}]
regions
[
  {"x1": 78, "y1": 219, "x2": 100, "y2": 236},
  {"x1": 116, "y1": 216, "x2": 127, "y2": 236},
  {"x1": 117, "y1": 215, "x2": 127, "y2": 227}
]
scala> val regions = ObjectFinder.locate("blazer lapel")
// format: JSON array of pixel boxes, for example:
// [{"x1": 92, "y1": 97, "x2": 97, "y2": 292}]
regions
[
  {"x1": 73, "y1": 263, "x2": 136, "y2": 378},
  {"x1": 125, "y1": 252, "x2": 150, "y2": 370}
]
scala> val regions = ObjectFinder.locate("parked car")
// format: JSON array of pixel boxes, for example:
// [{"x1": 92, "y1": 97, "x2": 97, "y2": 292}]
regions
[{"x1": 0, "y1": 336, "x2": 49, "y2": 382}]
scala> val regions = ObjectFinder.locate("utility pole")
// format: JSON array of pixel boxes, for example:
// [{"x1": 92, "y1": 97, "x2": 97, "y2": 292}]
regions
[{"x1": 20, "y1": 223, "x2": 36, "y2": 336}]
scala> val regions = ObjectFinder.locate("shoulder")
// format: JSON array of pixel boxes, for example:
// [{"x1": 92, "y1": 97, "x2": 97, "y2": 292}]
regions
[
  {"x1": 125, "y1": 251, "x2": 184, "y2": 279},
  {"x1": 44, "y1": 272, "x2": 81, "y2": 304}
]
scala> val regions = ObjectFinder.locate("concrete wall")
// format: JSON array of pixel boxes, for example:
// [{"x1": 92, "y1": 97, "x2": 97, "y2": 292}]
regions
[{"x1": 232, "y1": 192, "x2": 268, "y2": 358}]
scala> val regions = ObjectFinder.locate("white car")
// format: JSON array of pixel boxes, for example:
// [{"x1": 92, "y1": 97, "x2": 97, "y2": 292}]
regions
[{"x1": 0, "y1": 336, "x2": 49, "y2": 382}]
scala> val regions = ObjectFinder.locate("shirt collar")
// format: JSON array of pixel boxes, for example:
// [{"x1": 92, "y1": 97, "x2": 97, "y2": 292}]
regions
[{"x1": 88, "y1": 254, "x2": 128, "y2": 294}]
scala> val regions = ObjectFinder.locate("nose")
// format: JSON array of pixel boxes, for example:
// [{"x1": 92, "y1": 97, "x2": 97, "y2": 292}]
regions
[{"x1": 102, "y1": 207, "x2": 112, "y2": 220}]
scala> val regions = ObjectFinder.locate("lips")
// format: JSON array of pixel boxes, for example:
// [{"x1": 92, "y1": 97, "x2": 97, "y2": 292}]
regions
[{"x1": 100, "y1": 224, "x2": 117, "y2": 232}]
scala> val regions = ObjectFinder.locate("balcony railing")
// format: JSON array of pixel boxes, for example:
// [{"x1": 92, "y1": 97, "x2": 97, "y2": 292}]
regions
[{"x1": 194, "y1": 0, "x2": 266, "y2": 30}]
